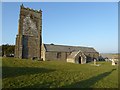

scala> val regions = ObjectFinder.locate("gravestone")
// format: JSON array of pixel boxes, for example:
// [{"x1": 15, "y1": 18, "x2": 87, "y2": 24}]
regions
[
  {"x1": 112, "y1": 59, "x2": 115, "y2": 66},
  {"x1": 94, "y1": 59, "x2": 96, "y2": 65}
]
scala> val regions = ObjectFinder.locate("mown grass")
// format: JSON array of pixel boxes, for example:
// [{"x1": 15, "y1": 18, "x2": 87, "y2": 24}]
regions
[{"x1": 2, "y1": 57, "x2": 118, "y2": 88}]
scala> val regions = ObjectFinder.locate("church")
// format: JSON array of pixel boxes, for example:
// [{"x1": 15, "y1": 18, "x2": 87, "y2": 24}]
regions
[
  {"x1": 41, "y1": 44, "x2": 99, "y2": 64},
  {"x1": 15, "y1": 4, "x2": 99, "y2": 64}
]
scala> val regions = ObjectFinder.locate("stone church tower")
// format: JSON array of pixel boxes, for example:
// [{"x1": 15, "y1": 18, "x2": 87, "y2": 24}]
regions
[{"x1": 15, "y1": 4, "x2": 42, "y2": 59}]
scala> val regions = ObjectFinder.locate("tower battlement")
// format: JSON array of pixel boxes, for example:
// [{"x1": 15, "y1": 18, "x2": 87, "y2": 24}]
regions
[{"x1": 20, "y1": 4, "x2": 42, "y2": 14}]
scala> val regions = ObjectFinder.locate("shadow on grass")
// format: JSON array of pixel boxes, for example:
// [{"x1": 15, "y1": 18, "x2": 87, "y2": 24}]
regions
[
  {"x1": 2, "y1": 66, "x2": 55, "y2": 78},
  {"x1": 62, "y1": 69, "x2": 116, "y2": 88},
  {"x1": 20, "y1": 69, "x2": 117, "y2": 88}
]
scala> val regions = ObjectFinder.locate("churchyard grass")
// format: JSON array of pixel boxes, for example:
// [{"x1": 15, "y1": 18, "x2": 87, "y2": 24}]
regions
[{"x1": 2, "y1": 57, "x2": 118, "y2": 88}]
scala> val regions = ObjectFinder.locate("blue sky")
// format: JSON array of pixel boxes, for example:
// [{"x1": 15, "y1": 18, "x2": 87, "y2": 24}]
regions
[{"x1": 2, "y1": 2, "x2": 118, "y2": 53}]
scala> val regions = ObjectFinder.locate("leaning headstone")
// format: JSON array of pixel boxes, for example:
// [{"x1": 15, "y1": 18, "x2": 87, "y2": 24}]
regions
[
  {"x1": 94, "y1": 59, "x2": 96, "y2": 65},
  {"x1": 112, "y1": 59, "x2": 115, "y2": 66}
]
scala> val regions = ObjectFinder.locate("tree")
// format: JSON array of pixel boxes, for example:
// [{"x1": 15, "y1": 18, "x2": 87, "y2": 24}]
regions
[{"x1": 2, "y1": 44, "x2": 15, "y2": 57}]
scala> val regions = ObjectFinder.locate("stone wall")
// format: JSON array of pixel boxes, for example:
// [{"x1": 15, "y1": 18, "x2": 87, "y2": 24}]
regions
[
  {"x1": 44, "y1": 51, "x2": 68, "y2": 61},
  {"x1": 15, "y1": 35, "x2": 23, "y2": 58}
]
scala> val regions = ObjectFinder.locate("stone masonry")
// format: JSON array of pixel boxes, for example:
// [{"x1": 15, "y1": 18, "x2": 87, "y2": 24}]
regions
[{"x1": 15, "y1": 4, "x2": 42, "y2": 59}]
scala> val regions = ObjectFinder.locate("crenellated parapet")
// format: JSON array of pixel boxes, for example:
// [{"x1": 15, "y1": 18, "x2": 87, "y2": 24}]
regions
[
  {"x1": 20, "y1": 4, "x2": 42, "y2": 13},
  {"x1": 19, "y1": 4, "x2": 42, "y2": 21}
]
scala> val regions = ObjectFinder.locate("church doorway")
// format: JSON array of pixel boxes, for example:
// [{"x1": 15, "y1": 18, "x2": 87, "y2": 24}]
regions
[{"x1": 78, "y1": 56, "x2": 81, "y2": 64}]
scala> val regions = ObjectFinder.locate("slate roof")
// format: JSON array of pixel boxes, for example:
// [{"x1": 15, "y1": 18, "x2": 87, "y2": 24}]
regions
[{"x1": 43, "y1": 44, "x2": 98, "y2": 53}]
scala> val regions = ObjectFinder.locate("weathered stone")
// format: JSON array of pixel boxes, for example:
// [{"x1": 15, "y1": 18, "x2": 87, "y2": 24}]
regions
[{"x1": 15, "y1": 4, "x2": 42, "y2": 59}]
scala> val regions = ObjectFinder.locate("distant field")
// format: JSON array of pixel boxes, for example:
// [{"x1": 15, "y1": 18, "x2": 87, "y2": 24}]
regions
[
  {"x1": 100, "y1": 53, "x2": 119, "y2": 59},
  {"x1": 2, "y1": 57, "x2": 118, "y2": 88}
]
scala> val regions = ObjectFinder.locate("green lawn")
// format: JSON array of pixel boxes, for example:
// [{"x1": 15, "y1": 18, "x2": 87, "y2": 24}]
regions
[{"x1": 2, "y1": 57, "x2": 118, "y2": 88}]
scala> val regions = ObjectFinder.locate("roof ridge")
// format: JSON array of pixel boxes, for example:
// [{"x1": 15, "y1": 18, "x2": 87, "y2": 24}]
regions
[{"x1": 44, "y1": 43, "x2": 93, "y2": 48}]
